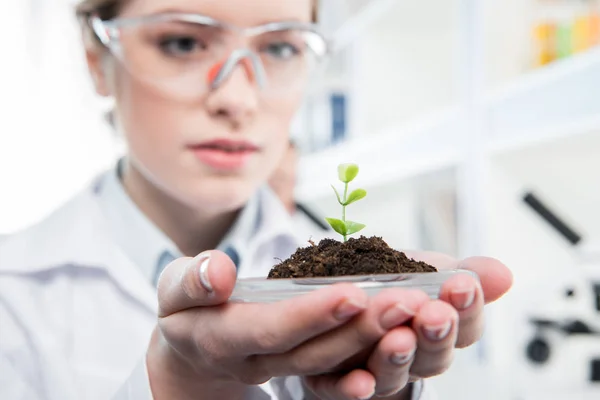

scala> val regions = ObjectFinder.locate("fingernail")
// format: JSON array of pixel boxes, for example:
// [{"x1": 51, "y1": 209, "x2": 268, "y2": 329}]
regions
[
  {"x1": 380, "y1": 303, "x2": 415, "y2": 329},
  {"x1": 357, "y1": 386, "x2": 375, "y2": 400},
  {"x1": 422, "y1": 321, "x2": 452, "y2": 341},
  {"x1": 390, "y1": 348, "x2": 415, "y2": 365},
  {"x1": 196, "y1": 253, "x2": 213, "y2": 293},
  {"x1": 334, "y1": 298, "x2": 367, "y2": 321},
  {"x1": 450, "y1": 287, "x2": 475, "y2": 310}
]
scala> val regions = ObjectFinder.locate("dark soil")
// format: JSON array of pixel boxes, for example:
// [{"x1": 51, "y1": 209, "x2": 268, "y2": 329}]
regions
[{"x1": 267, "y1": 236, "x2": 437, "y2": 279}]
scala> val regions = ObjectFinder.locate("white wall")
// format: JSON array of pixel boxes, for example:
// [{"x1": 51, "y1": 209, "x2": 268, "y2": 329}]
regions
[
  {"x1": 0, "y1": 1, "x2": 120, "y2": 234},
  {"x1": 483, "y1": 0, "x2": 537, "y2": 90},
  {"x1": 344, "y1": 0, "x2": 543, "y2": 138},
  {"x1": 357, "y1": 0, "x2": 460, "y2": 134}
]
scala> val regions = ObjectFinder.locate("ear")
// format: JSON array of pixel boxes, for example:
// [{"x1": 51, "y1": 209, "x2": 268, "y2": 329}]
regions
[{"x1": 84, "y1": 40, "x2": 112, "y2": 97}]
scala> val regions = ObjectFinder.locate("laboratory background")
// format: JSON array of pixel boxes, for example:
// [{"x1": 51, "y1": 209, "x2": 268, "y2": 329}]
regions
[{"x1": 1, "y1": 0, "x2": 600, "y2": 399}]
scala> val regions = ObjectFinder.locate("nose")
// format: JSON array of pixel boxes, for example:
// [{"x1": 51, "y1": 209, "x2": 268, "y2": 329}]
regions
[
  {"x1": 205, "y1": 58, "x2": 259, "y2": 128},
  {"x1": 207, "y1": 58, "x2": 255, "y2": 87},
  {"x1": 207, "y1": 49, "x2": 266, "y2": 90}
]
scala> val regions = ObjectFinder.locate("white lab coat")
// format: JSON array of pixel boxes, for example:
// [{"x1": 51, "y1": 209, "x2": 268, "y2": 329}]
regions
[{"x1": 0, "y1": 169, "x2": 435, "y2": 400}]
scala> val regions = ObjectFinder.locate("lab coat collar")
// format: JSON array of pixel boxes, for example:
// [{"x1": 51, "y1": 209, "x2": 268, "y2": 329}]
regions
[
  {"x1": 97, "y1": 158, "x2": 264, "y2": 276},
  {"x1": 95, "y1": 159, "x2": 182, "y2": 283},
  {"x1": 215, "y1": 186, "x2": 261, "y2": 267},
  {"x1": 253, "y1": 185, "x2": 301, "y2": 250}
]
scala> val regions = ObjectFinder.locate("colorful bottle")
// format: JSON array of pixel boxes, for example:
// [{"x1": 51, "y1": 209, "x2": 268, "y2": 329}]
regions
[
  {"x1": 556, "y1": 0, "x2": 577, "y2": 58},
  {"x1": 534, "y1": 21, "x2": 557, "y2": 66},
  {"x1": 572, "y1": 1, "x2": 591, "y2": 53},
  {"x1": 590, "y1": 0, "x2": 600, "y2": 46},
  {"x1": 533, "y1": 0, "x2": 560, "y2": 66}
]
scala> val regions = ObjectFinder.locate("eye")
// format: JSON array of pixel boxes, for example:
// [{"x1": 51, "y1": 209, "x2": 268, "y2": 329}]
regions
[
  {"x1": 264, "y1": 42, "x2": 301, "y2": 60},
  {"x1": 159, "y1": 36, "x2": 205, "y2": 56}
]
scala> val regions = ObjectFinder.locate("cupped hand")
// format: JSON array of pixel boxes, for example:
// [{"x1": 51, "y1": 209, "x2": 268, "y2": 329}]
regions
[
  {"x1": 302, "y1": 252, "x2": 513, "y2": 399},
  {"x1": 146, "y1": 250, "x2": 430, "y2": 400},
  {"x1": 147, "y1": 249, "x2": 512, "y2": 400}
]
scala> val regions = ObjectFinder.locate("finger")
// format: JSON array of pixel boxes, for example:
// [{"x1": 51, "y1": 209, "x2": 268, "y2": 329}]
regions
[
  {"x1": 157, "y1": 250, "x2": 237, "y2": 317},
  {"x1": 438, "y1": 272, "x2": 485, "y2": 348},
  {"x1": 161, "y1": 280, "x2": 370, "y2": 384},
  {"x1": 410, "y1": 300, "x2": 458, "y2": 379},
  {"x1": 404, "y1": 251, "x2": 513, "y2": 304},
  {"x1": 367, "y1": 327, "x2": 417, "y2": 397},
  {"x1": 304, "y1": 369, "x2": 376, "y2": 400},
  {"x1": 221, "y1": 283, "x2": 369, "y2": 355},
  {"x1": 459, "y1": 256, "x2": 513, "y2": 304},
  {"x1": 258, "y1": 289, "x2": 430, "y2": 377}
]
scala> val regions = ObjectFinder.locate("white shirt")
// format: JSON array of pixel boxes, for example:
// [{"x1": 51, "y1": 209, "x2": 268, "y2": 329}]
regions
[
  {"x1": 0, "y1": 164, "x2": 434, "y2": 400},
  {"x1": 95, "y1": 160, "x2": 267, "y2": 283}
]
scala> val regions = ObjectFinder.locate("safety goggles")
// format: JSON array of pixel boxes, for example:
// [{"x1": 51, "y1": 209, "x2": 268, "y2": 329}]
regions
[{"x1": 90, "y1": 12, "x2": 330, "y2": 101}]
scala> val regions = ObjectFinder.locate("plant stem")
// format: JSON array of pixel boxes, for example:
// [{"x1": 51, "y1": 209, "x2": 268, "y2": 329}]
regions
[{"x1": 342, "y1": 182, "x2": 348, "y2": 242}]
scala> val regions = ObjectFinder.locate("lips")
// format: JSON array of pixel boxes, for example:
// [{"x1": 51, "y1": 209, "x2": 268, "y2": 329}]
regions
[
  {"x1": 192, "y1": 139, "x2": 259, "y2": 152},
  {"x1": 189, "y1": 139, "x2": 259, "y2": 170}
]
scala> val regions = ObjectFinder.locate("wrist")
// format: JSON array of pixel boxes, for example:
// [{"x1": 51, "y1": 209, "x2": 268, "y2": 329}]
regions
[{"x1": 146, "y1": 328, "x2": 248, "y2": 400}]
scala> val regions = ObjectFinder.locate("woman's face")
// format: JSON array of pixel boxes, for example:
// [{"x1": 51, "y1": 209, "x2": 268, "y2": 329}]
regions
[{"x1": 87, "y1": 0, "x2": 314, "y2": 213}]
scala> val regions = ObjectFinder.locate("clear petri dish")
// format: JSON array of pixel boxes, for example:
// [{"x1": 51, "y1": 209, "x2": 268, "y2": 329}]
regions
[{"x1": 230, "y1": 270, "x2": 478, "y2": 303}]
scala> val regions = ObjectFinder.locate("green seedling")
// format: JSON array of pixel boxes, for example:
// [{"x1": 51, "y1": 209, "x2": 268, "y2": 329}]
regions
[{"x1": 325, "y1": 163, "x2": 367, "y2": 242}]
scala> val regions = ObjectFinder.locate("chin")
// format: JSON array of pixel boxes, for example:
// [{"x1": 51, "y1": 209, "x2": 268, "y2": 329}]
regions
[{"x1": 183, "y1": 177, "x2": 258, "y2": 213}]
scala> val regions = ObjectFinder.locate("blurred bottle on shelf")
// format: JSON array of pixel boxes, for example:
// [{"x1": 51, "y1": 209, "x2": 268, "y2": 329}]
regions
[
  {"x1": 330, "y1": 92, "x2": 347, "y2": 145},
  {"x1": 532, "y1": 0, "x2": 600, "y2": 68},
  {"x1": 573, "y1": 0, "x2": 592, "y2": 52},
  {"x1": 533, "y1": 20, "x2": 556, "y2": 66},
  {"x1": 533, "y1": 0, "x2": 560, "y2": 66},
  {"x1": 590, "y1": 0, "x2": 600, "y2": 45},
  {"x1": 556, "y1": 0, "x2": 575, "y2": 59},
  {"x1": 291, "y1": 88, "x2": 350, "y2": 154}
]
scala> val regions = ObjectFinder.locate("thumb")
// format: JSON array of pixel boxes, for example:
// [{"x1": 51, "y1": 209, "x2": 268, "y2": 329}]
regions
[{"x1": 157, "y1": 250, "x2": 237, "y2": 317}]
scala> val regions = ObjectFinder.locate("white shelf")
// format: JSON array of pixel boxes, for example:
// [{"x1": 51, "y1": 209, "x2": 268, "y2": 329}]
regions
[
  {"x1": 298, "y1": 47, "x2": 600, "y2": 202},
  {"x1": 486, "y1": 46, "x2": 600, "y2": 106},
  {"x1": 485, "y1": 46, "x2": 600, "y2": 150},
  {"x1": 488, "y1": 112, "x2": 600, "y2": 154},
  {"x1": 296, "y1": 108, "x2": 463, "y2": 201}
]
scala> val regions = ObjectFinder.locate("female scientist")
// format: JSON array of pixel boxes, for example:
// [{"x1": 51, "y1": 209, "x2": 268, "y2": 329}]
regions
[{"x1": 0, "y1": 0, "x2": 513, "y2": 399}]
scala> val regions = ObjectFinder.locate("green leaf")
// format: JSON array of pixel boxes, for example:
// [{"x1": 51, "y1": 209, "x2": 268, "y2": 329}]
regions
[
  {"x1": 325, "y1": 218, "x2": 347, "y2": 235},
  {"x1": 344, "y1": 188, "x2": 367, "y2": 205},
  {"x1": 338, "y1": 163, "x2": 359, "y2": 183},
  {"x1": 345, "y1": 220, "x2": 366, "y2": 235},
  {"x1": 331, "y1": 185, "x2": 343, "y2": 205}
]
